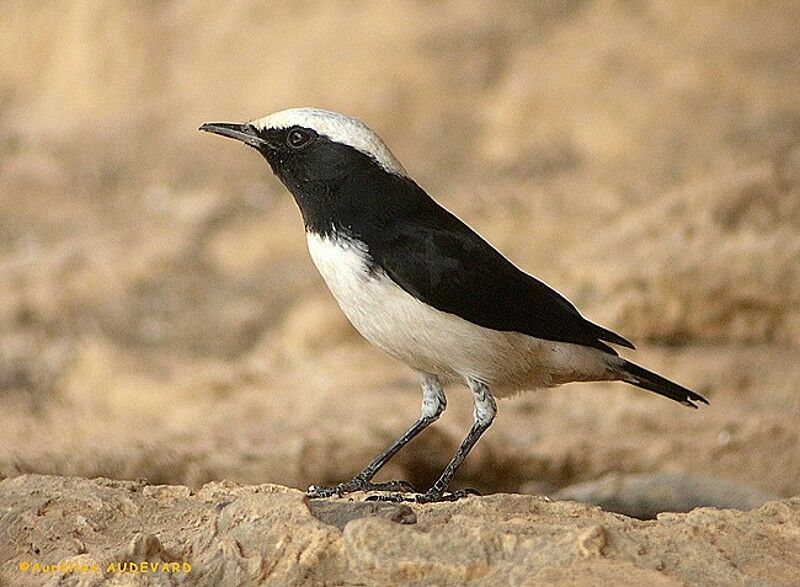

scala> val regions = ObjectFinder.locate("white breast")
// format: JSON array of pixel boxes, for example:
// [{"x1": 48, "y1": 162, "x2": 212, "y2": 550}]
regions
[{"x1": 305, "y1": 232, "x2": 613, "y2": 395}]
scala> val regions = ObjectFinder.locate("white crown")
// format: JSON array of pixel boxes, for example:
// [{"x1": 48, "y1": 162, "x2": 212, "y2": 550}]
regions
[{"x1": 250, "y1": 108, "x2": 407, "y2": 177}]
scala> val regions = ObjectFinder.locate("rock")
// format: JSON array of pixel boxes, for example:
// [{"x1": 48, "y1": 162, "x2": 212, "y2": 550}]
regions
[
  {"x1": 307, "y1": 498, "x2": 417, "y2": 530},
  {"x1": 549, "y1": 472, "x2": 779, "y2": 520},
  {"x1": 125, "y1": 533, "x2": 164, "y2": 560},
  {"x1": 576, "y1": 524, "x2": 607, "y2": 557},
  {"x1": 1, "y1": 474, "x2": 799, "y2": 585}
]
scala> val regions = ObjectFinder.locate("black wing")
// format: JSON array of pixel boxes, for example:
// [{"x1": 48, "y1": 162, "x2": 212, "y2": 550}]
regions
[{"x1": 368, "y1": 207, "x2": 634, "y2": 355}]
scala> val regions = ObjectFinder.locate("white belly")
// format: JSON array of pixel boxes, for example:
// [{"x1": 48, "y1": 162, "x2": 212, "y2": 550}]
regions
[{"x1": 306, "y1": 232, "x2": 613, "y2": 395}]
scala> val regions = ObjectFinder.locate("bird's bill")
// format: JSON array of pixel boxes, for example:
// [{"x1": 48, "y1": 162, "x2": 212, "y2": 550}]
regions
[{"x1": 199, "y1": 122, "x2": 265, "y2": 148}]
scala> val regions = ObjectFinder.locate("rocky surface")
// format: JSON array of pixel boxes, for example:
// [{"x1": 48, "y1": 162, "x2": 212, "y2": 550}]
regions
[{"x1": 1, "y1": 474, "x2": 799, "y2": 586}]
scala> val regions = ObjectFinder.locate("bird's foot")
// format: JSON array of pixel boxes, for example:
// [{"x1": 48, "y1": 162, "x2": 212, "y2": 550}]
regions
[
  {"x1": 365, "y1": 487, "x2": 481, "y2": 504},
  {"x1": 306, "y1": 477, "x2": 417, "y2": 499}
]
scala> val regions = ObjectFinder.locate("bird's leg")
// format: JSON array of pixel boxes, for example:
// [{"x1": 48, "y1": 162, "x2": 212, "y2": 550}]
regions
[
  {"x1": 307, "y1": 374, "x2": 446, "y2": 498},
  {"x1": 368, "y1": 378, "x2": 496, "y2": 504}
]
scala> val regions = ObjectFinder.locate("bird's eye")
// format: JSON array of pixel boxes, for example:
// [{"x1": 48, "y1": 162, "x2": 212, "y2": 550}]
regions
[{"x1": 287, "y1": 128, "x2": 313, "y2": 149}]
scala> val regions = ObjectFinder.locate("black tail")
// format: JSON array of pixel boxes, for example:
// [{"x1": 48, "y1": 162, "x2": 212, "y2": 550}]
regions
[{"x1": 619, "y1": 360, "x2": 708, "y2": 409}]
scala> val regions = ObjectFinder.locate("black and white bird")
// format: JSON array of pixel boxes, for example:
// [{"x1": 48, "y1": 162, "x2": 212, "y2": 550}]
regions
[{"x1": 200, "y1": 108, "x2": 708, "y2": 503}]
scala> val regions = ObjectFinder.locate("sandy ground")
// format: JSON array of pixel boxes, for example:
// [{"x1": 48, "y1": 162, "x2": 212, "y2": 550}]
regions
[{"x1": 1, "y1": 1, "x2": 799, "y2": 583}]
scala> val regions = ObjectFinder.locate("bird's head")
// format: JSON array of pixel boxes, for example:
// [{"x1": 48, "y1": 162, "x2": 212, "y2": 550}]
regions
[{"x1": 200, "y1": 108, "x2": 407, "y2": 191}]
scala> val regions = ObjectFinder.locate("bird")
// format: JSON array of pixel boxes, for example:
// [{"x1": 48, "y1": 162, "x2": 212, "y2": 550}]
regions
[{"x1": 200, "y1": 107, "x2": 708, "y2": 503}]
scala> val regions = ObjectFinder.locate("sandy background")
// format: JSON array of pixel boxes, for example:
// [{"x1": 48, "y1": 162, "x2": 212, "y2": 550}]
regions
[{"x1": 1, "y1": 1, "x2": 799, "y2": 505}]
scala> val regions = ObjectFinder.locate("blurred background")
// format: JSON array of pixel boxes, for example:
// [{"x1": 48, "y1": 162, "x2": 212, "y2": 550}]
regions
[{"x1": 1, "y1": 1, "x2": 798, "y2": 505}]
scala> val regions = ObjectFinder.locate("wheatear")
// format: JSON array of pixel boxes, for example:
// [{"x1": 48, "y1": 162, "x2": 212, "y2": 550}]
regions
[{"x1": 201, "y1": 108, "x2": 707, "y2": 503}]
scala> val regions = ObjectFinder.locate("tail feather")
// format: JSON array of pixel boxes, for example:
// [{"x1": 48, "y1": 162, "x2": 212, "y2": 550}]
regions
[{"x1": 618, "y1": 360, "x2": 708, "y2": 409}]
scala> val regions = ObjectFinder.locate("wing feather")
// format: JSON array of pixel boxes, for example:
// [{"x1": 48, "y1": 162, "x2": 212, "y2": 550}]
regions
[{"x1": 368, "y1": 208, "x2": 633, "y2": 355}]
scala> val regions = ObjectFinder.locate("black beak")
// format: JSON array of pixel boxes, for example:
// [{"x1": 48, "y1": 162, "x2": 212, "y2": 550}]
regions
[{"x1": 199, "y1": 122, "x2": 266, "y2": 148}]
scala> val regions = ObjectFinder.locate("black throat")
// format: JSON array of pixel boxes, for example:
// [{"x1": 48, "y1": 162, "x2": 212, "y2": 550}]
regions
[{"x1": 260, "y1": 140, "x2": 436, "y2": 244}]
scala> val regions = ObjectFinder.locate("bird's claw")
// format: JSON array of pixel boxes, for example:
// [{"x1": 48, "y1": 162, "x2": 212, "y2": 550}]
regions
[
  {"x1": 365, "y1": 487, "x2": 481, "y2": 503},
  {"x1": 306, "y1": 478, "x2": 417, "y2": 498}
]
